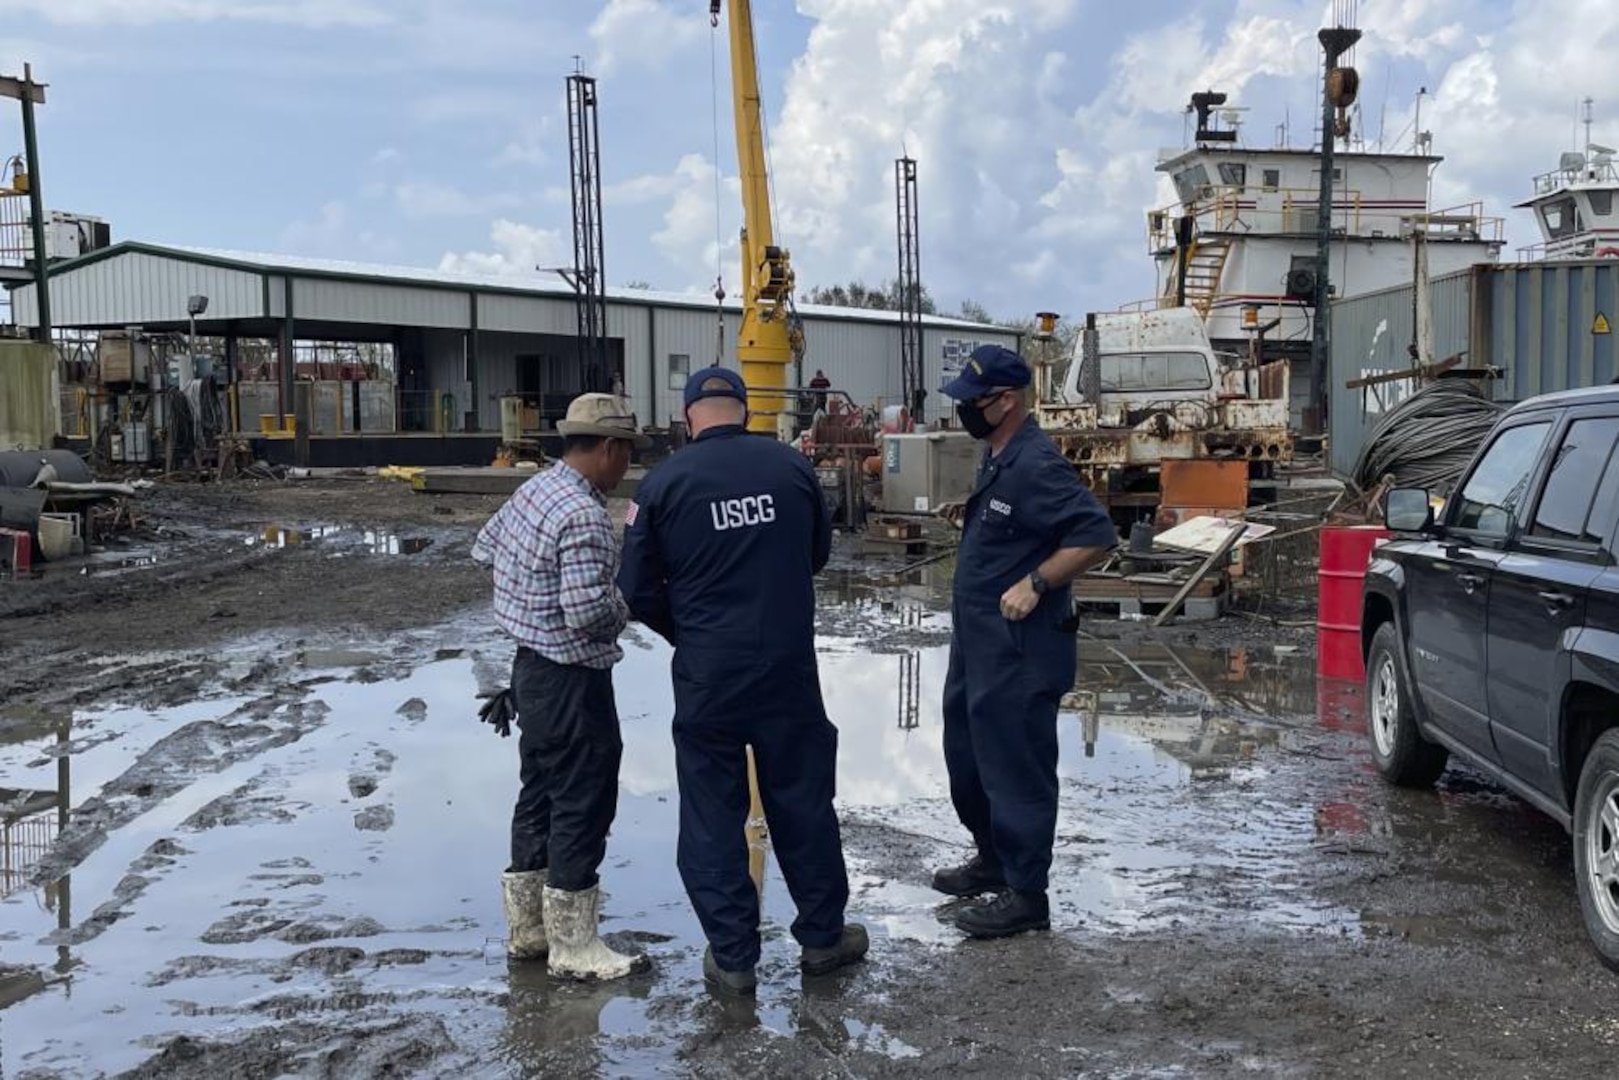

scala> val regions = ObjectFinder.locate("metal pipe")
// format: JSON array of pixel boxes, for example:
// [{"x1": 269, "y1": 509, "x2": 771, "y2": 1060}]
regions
[
  {"x1": 1311, "y1": 27, "x2": 1362, "y2": 436},
  {"x1": 20, "y1": 64, "x2": 50, "y2": 342}
]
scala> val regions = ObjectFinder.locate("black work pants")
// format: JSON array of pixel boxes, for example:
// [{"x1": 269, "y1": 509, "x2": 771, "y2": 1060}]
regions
[
  {"x1": 508, "y1": 646, "x2": 623, "y2": 892},
  {"x1": 672, "y1": 647, "x2": 849, "y2": 972},
  {"x1": 941, "y1": 598, "x2": 1075, "y2": 893}
]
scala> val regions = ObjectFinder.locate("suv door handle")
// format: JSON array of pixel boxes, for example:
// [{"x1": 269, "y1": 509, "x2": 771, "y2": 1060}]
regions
[
  {"x1": 1456, "y1": 572, "x2": 1484, "y2": 593},
  {"x1": 1537, "y1": 589, "x2": 1575, "y2": 611}
]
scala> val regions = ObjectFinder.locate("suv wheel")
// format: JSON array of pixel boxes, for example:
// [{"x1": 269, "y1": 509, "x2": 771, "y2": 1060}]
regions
[
  {"x1": 1365, "y1": 622, "x2": 1448, "y2": 787},
  {"x1": 1573, "y1": 730, "x2": 1619, "y2": 971}
]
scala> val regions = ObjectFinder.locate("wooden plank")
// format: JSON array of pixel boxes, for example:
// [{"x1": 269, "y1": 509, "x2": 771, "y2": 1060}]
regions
[
  {"x1": 1151, "y1": 522, "x2": 1244, "y2": 627},
  {"x1": 1342, "y1": 354, "x2": 1462, "y2": 390}
]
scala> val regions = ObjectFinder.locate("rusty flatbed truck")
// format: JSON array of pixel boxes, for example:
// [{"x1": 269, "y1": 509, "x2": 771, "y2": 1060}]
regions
[{"x1": 1034, "y1": 307, "x2": 1293, "y2": 517}]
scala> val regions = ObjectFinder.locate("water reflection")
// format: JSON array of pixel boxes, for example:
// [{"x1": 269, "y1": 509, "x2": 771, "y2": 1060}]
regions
[
  {"x1": 0, "y1": 620, "x2": 1350, "y2": 1073},
  {"x1": 0, "y1": 712, "x2": 73, "y2": 1007}
]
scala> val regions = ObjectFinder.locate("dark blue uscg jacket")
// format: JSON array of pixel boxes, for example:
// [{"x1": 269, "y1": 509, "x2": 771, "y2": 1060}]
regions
[
  {"x1": 617, "y1": 425, "x2": 831, "y2": 655},
  {"x1": 954, "y1": 416, "x2": 1117, "y2": 624}
]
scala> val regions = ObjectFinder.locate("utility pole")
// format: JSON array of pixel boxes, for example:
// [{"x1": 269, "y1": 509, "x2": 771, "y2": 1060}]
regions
[
  {"x1": 1, "y1": 64, "x2": 50, "y2": 341},
  {"x1": 1311, "y1": 27, "x2": 1361, "y2": 435}
]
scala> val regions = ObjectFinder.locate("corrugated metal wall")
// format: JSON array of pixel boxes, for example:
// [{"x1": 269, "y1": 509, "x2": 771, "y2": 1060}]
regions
[
  {"x1": 1328, "y1": 260, "x2": 1619, "y2": 477},
  {"x1": 1327, "y1": 271, "x2": 1473, "y2": 477},
  {"x1": 12, "y1": 252, "x2": 263, "y2": 326},
  {"x1": 296, "y1": 278, "x2": 469, "y2": 329},
  {"x1": 1475, "y1": 261, "x2": 1619, "y2": 398}
]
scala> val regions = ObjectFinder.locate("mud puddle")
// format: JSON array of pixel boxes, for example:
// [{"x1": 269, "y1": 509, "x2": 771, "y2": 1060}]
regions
[
  {"x1": 0, "y1": 594, "x2": 1371, "y2": 1078},
  {"x1": 4, "y1": 561, "x2": 1573, "y2": 1078},
  {"x1": 247, "y1": 525, "x2": 435, "y2": 556}
]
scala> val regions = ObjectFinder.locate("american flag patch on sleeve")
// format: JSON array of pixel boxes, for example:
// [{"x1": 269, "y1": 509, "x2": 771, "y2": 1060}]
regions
[{"x1": 624, "y1": 501, "x2": 640, "y2": 527}]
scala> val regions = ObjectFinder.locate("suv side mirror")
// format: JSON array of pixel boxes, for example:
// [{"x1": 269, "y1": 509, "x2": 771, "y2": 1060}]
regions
[{"x1": 1385, "y1": 487, "x2": 1435, "y2": 533}]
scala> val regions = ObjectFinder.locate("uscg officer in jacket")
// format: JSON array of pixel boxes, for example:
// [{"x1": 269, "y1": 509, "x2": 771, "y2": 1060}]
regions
[
  {"x1": 618, "y1": 367, "x2": 867, "y2": 997},
  {"x1": 934, "y1": 345, "x2": 1116, "y2": 939}
]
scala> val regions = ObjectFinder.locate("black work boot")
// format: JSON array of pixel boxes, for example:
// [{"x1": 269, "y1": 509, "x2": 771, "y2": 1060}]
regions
[
  {"x1": 703, "y1": 947, "x2": 757, "y2": 998},
  {"x1": 931, "y1": 854, "x2": 1007, "y2": 898},
  {"x1": 955, "y1": 889, "x2": 1050, "y2": 939},
  {"x1": 800, "y1": 923, "x2": 870, "y2": 976}
]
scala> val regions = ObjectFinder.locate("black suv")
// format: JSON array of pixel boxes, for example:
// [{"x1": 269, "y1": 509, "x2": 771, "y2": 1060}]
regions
[{"x1": 1363, "y1": 385, "x2": 1619, "y2": 970}]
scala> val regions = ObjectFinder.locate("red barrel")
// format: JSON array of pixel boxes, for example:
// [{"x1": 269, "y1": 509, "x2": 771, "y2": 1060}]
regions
[{"x1": 1317, "y1": 525, "x2": 1391, "y2": 681}]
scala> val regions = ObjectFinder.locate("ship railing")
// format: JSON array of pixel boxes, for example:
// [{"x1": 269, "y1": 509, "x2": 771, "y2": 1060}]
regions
[
  {"x1": 1148, "y1": 185, "x2": 1369, "y2": 252},
  {"x1": 1531, "y1": 160, "x2": 1619, "y2": 196},
  {"x1": 1516, "y1": 238, "x2": 1617, "y2": 262},
  {"x1": 1404, "y1": 202, "x2": 1504, "y2": 244},
  {"x1": 0, "y1": 189, "x2": 29, "y2": 269}
]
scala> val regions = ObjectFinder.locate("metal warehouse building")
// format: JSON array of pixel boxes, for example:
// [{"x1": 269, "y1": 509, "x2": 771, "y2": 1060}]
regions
[{"x1": 7, "y1": 242, "x2": 1016, "y2": 460}]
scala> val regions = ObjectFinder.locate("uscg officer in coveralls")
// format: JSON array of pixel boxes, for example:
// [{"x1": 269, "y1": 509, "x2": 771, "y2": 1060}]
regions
[
  {"x1": 934, "y1": 345, "x2": 1116, "y2": 938},
  {"x1": 617, "y1": 367, "x2": 867, "y2": 997}
]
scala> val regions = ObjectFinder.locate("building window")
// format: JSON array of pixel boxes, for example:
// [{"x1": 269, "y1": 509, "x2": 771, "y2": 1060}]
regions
[
  {"x1": 1172, "y1": 164, "x2": 1212, "y2": 204},
  {"x1": 1541, "y1": 196, "x2": 1583, "y2": 238},
  {"x1": 1262, "y1": 168, "x2": 1281, "y2": 191},
  {"x1": 668, "y1": 353, "x2": 690, "y2": 391}
]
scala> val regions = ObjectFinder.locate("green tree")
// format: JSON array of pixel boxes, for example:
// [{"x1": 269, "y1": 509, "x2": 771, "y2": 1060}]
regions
[
  {"x1": 805, "y1": 279, "x2": 937, "y2": 315},
  {"x1": 957, "y1": 298, "x2": 994, "y2": 325}
]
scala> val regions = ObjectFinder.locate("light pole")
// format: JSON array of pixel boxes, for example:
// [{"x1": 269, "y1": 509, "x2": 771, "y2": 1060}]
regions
[{"x1": 0, "y1": 64, "x2": 49, "y2": 342}]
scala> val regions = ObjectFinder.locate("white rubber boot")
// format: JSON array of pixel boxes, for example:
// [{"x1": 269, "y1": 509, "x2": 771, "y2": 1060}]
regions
[
  {"x1": 543, "y1": 884, "x2": 649, "y2": 981},
  {"x1": 502, "y1": 870, "x2": 548, "y2": 960}
]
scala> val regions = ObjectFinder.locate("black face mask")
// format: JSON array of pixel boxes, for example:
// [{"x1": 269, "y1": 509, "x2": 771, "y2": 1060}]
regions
[{"x1": 956, "y1": 395, "x2": 1005, "y2": 440}]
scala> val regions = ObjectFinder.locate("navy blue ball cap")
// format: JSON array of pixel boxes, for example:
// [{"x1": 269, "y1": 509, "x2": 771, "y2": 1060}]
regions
[
  {"x1": 941, "y1": 345, "x2": 1031, "y2": 401},
  {"x1": 684, "y1": 365, "x2": 749, "y2": 408}
]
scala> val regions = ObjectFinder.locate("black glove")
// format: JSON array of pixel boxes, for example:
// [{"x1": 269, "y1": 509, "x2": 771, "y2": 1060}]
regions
[{"x1": 477, "y1": 687, "x2": 517, "y2": 738}]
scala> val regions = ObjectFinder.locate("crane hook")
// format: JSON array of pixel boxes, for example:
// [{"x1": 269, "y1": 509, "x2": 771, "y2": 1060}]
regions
[{"x1": 710, "y1": 1, "x2": 720, "y2": 29}]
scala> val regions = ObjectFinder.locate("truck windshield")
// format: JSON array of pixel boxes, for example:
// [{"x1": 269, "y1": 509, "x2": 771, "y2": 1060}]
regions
[{"x1": 1080, "y1": 352, "x2": 1212, "y2": 394}]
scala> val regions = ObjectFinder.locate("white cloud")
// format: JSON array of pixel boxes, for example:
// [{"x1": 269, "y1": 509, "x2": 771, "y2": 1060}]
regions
[
  {"x1": 279, "y1": 200, "x2": 400, "y2": 261},
  {"x1": 394, "y1": 182, "x2": 522, "y2": 220},
  {"x1": 370, "y1": 147, "x2": 401, "y2": 166},
  {"x1": 438, "y1": 219, "x2": 567, "y2": 277},
  {"x1": 611, "y1": 154, "x2": 742, "y2": 294},
  {"x1": 590, "y1": 0, "x2": 704, "y2": 76},
  {"x1": 16, "y1": 0, "x2": 391, "y2": 28},
  {"x1": 492, "y1": 119, "x2": 552, "y2": 169}
]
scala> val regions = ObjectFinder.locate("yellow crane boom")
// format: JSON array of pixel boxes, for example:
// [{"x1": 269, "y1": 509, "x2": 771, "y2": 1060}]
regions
[{"x1": 712, "y1": 0, "x2": 801, "y2": 434}]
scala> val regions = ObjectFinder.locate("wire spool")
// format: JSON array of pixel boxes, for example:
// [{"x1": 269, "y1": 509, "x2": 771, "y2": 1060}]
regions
[{"x1": 1351, "y1": 380, "x2": 1506, "y2": 494}]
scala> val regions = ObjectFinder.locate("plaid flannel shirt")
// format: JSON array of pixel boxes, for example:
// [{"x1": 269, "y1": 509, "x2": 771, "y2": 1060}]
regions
[{"x1": 472, "y1": 461, "x2": 628, "y2": 669}]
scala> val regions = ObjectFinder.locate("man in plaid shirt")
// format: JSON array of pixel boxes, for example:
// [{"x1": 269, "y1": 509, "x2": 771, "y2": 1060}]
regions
[{"x1": 473, "y1": 392, "x2": 651, "y2": 982}]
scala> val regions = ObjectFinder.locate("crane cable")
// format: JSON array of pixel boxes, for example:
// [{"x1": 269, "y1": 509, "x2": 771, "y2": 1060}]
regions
[{"x1": 708, "y1": 16, "x2": 727, "y2": 367}]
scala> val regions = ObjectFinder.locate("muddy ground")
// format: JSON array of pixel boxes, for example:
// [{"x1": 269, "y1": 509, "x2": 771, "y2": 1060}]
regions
[{"x1": 1, "y1": 477, "x2": 1615, "y2": 1078}]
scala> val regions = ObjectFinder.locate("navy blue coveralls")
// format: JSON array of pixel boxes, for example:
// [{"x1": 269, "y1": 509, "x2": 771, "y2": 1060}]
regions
[
  {"x1": 617, "y1": 425, "x2": 849, "y2": 971},
  {"x1": 945, "y1": 416, "x2": 1116, "y2": 894}
]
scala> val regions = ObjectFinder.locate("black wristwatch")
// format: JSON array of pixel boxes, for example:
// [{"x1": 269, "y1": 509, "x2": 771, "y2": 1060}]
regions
[{"x1": 1028, "y1": 570, "x2": 1049, "y2": 596}]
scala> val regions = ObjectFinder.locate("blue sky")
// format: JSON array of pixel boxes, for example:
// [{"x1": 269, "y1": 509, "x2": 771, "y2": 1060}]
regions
[{"x1": 4, "y1": 1, "x2": 1617, "y2": 321}]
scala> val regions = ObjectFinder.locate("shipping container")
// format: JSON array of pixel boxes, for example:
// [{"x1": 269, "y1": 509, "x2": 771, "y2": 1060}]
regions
[{"x1": 1328, "y1": 259, "x2": 1619, "y2": 477}]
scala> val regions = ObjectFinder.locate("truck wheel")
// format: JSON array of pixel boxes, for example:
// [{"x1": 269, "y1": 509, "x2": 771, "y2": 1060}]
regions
[
  {"x1": 1365, "y1": 622, "x2": 1448, "y2": 787},
  {"x1": 1574, "y1": 730, "x2": 1619, "y2": 972}
]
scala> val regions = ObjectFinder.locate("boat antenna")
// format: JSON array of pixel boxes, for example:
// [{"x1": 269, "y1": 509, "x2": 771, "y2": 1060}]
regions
[
  {"x1": 1411, "y1": 86, "x2": 1427, "y2": 154},
  {"x1": 1585, "y1": 97, "x2": 1596, "y2": 157}
]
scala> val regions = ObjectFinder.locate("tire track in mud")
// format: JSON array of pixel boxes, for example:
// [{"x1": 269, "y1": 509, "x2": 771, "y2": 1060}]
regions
[{"x1": 30, "y1": 694, "x2": 331, "y2": 889}]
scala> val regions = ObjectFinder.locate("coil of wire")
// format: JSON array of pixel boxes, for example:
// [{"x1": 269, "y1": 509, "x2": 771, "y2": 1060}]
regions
[{"x1": 1351, "y1": 380, "x2": 1506, "y2": 494}]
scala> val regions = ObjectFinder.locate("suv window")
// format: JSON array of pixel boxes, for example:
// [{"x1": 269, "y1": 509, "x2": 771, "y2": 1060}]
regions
[
  {"x1": 1451, "y1": 422, "x2": 1552, "y2": 537},
  {"x1": 1530, "y1": 418, "x2": 1619, "y2": 543}
]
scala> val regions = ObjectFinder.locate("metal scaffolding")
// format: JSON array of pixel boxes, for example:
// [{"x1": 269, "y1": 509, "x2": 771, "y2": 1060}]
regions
[
  {"x1": 895, "y1": 157, "x2": 924, "y2": 420},
  {"x1": 565, "y1": 72, "x2": 610, "y2": 395}
]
